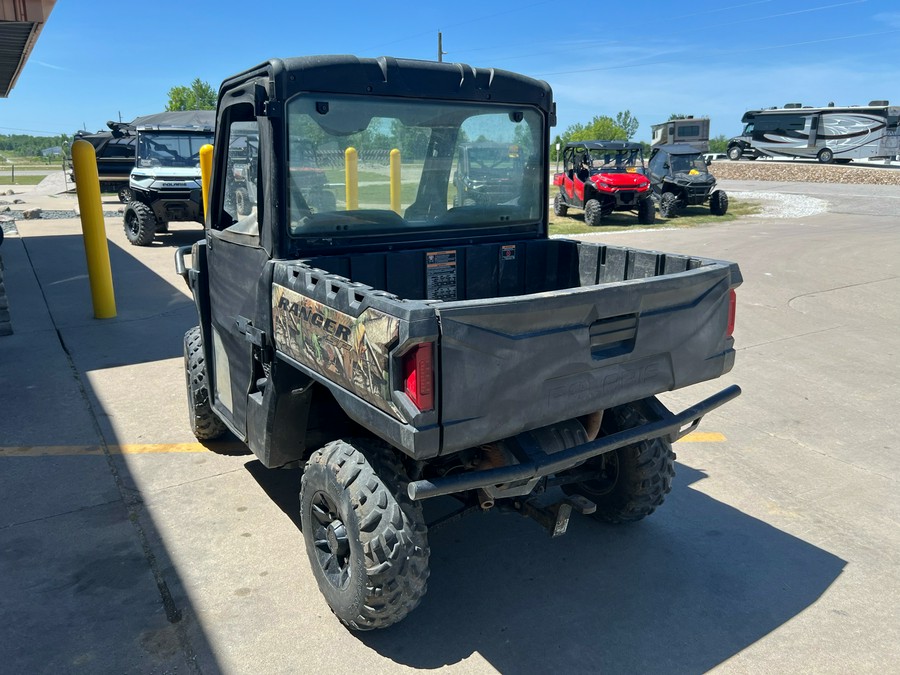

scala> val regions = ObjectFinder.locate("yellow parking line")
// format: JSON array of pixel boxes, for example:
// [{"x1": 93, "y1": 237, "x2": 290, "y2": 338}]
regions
[
  {"x1": 0, "y1": 443, "x2": 243, "y2": 457},
  {"x1": 678, "y1": 432, "x2": 727, "y2": 442},
  {"x1": 1, "y1": 433, "x2": 724, "y2": 458}
]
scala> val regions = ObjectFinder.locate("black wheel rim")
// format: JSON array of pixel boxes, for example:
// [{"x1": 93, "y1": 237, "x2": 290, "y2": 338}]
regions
[
  {"x1": 310, "y1": 491, "x2": 352, "y2": 591},
  {"x1": 126, "y1": 213, "x2": 138, "y2": 236}
]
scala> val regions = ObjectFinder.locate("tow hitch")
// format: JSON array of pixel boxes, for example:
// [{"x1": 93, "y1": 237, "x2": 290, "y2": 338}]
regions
[{"x1": 517, "y1": 494, "x2": 597, "y2": 538}]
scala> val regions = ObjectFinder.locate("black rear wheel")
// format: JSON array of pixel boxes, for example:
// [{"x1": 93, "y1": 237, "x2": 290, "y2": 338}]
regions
[
  {"x1": 183, "y1": 326, "x2": 227, "y2": 441},
  {"x1": 817, "y1": 148, "x2": 834, "y2": 164},
  {"x1": 235, "y1": 187, "x2": 251, "y2": 216},
  {"x1": 553, "y1": 192, "x2": 568, "y2": 216},
  {"x1": 563, "y1": 400, "x2": 675, "y2": 523},
  {"x1": 300, "y1": 439, "x2": 430, "y2": 630}
]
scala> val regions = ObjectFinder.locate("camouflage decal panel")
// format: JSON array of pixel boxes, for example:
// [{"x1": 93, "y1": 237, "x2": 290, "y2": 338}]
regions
[{"x1": 272, "y1": 285, "x2": 402, "y2": 418}]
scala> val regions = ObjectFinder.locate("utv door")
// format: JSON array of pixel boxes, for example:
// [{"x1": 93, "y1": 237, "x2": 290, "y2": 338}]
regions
[{"x1": 205, "y1": 103, "x2": 268, "y2": 439}]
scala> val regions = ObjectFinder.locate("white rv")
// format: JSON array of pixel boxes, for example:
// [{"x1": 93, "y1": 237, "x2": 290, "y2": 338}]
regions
[
  {"x1": 651, "y1": 117, "x2": 710, "y2": 153},
  {"x1": 727, "y1": 101, "x2": 900, "y2": 163}
]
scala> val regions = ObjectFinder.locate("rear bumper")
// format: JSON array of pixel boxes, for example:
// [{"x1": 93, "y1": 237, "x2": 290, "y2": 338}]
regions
[{"x1": 408, "y1": 384, "x2": 741, "y2": 501}]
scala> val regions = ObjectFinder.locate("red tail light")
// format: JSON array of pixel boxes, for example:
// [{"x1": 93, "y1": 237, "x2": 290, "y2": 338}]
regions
[
  {"x1": 727, "y1": 289, "x2": 737, "y2": 337},
  {"x1": 403, "y1": 343, "x2": 434, "y2": 412}
]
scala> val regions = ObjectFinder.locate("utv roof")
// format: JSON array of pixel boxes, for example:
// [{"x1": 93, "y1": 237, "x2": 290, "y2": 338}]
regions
[
  {"x1": 218, "y1": 56, "x2": 555, "y2": 119},
  {"x1": 564, "y1": 141, "x2": 643, "y2": 151},
  {"x1": 653, "y1": 143, "x2": 705, "y2": 155}
]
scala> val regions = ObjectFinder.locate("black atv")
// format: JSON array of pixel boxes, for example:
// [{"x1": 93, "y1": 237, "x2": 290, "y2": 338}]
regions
[{"x1": 647, "y1": 144, "x2": 728, "y2": 218}]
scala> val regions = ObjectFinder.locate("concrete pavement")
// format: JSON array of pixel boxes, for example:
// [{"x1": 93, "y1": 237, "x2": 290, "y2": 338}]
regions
[{"x1": 0, "y1": 179, "x2": 898, "y2": 673}]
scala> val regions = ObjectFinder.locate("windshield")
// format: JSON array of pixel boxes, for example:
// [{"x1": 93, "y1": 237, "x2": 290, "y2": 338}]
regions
[
  {"x1": 587, "y1": 147, "x2": 643, "y2": 173},
  {"x1": 669, "y1": 153, "x2": 708, "y2": 173},
  {"x1": 285, "y1": 94, "x2": 544, "y2": 239},
  {"x1": 136, "y1": 131, "x2": 214, "y2": 168},
  {"x1": 462, "y1": 144, "x2": 521, "y2": 181}
]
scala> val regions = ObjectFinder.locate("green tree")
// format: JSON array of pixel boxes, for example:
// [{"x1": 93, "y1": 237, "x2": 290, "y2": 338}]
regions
[
  {"x1": 709, "y1": 134, "x2": 729, "y2": 153},
  {"x1": 615, "y1": 110, "x2": 639, "y2": 140},
  {"x1": 166, "y1": 78, "x2": 217, "y2": 111},
  {"x1": 551, "y1": 112, "x2": 635, "y2": 161}
]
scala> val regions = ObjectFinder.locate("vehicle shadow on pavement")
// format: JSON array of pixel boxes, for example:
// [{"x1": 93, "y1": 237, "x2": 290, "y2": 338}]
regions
[
  {"x1": 354, "y1": 464, "x2": 844, "y2": 672},
  {"x1": 245, "y1": 461, "x2": 303, "y2": 529},
  {"x1": 0, "y1": 230, "x2": 221, "y2": 671}
]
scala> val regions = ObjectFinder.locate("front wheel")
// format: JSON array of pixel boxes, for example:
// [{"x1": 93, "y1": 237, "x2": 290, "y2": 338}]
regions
[
  {"x1": 123, "y1": 201, "x2": 157, "y2": 246},
  {"x1": 658, "y1": 192, "x2": 679, "y2": 218},
  {"x1": 727, "y1": 145, "x2": 743, "y2": 161},
  {"x1": 817, "y1": 148, "x2": 834, "y2": 164},
  {"x1": 637, "y1": 198, "x2": 655, "y2": 225},
  {"x1": 553, "y1": 192, "x2": 568, "y2": 216},
  {"x1": 710, "y1": 189, "x2": 729, "y2": 216},
  {"x1": 117, "y1": 186, "x2": 133, "y2": 203},
  {"x1": 563, "y1": 400, "x2": 675, "y2": 523},
  {"x1": 584, "y1": 198, "x2": 602, "y2": 227},
  {"x1": 300, "y1": 439, "x2": 430, "y2": 630}
]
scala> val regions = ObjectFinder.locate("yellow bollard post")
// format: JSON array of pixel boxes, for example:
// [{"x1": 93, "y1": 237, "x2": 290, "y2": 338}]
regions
[
  {"x1": 71, "y1": 139, "x2": 116, "y2": 319},
  {"x1": 390, "y1": 148, "x2": 401, "y2": 215},
  {"x1": 199, "y1": 144, "x2": 213, "y2": 220},
  {"x1": 345, "y1": 147, "x2": 358, "y2": 210}
]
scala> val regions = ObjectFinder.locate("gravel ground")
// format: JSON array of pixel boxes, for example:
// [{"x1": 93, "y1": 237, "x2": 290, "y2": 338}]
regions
[
  {"x1": 709, "y1": 159, "x2": 900, "y2": 185},
  {"x1": 728, "y1": 191, "x2": 828, "y2": 218}
]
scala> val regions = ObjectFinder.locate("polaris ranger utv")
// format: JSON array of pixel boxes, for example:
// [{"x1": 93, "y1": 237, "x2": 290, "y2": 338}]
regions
[
  {"x1": 176, "y1": 56, "x2": 742, "y2": 631},
  {"x1": 123, "y1": 111, "x2": 215, "y2": 246},
  {"x1": 552, "y1": 141, "x2": 655, "y2": 226}
]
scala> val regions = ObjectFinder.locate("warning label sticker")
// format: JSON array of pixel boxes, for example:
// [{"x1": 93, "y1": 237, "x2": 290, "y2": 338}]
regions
[{"x1": 426, "y1": 250, "x2": 457, "y2": 301}]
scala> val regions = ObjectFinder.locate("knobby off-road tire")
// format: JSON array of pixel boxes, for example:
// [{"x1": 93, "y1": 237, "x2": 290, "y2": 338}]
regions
[
  {"x1": 118, "y1": 186, "x2": 133, "y2": 203},
  {"x1": 235, "y1": 188, "x2": 251, "y2": 216},
  {"x1": 553, "y1": 192, "x2": 568, "y2": 216},
  {"x1": 563, "y1": 400, "x2": 675, "y2": 523},
  {"x1": 584, "y1": 198, "x2": 603, "y2": 227},
  {"x1": 183, "y1": 326, "x2": 227, "y2": 441},
  {"x1": 659, "y1": 192, "x2": 679, "y2": 218},
  {"x1": 300, "y1": 439, "x2": 430, "y2": 630},
  {"x1": 710, "y1": 189, "x2": 729, "y2": 216},
  {"x1": 124, "y1": 201, "x2": 157, "y2": 246},
  {"x1": 637, "y1": 198, "x2": 656, "y2": 225}
]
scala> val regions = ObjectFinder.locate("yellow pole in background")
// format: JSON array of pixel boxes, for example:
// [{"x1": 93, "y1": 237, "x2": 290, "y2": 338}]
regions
[
  {"x1": 345, "y1": 147, "x2": 358, "y2": 210},
  {"x1": 71, "y1": 139, "x2": 116, "y2": 319},
  {"x1": 199, "y1": 144, "x2": 213, "y2": 220},
  {"x1": 390, "y1": 148, "x2": 401, "y2": 215}
]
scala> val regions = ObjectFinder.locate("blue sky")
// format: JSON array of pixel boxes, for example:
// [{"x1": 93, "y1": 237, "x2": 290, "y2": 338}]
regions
[{"x1": 3, "y1": 0, "x2": 899, "y2": 143}]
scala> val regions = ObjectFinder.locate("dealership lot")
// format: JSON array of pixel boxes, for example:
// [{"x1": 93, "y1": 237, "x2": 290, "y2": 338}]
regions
[{"x1": 1, "y1": 179, "x2": 897, "y2": 673}]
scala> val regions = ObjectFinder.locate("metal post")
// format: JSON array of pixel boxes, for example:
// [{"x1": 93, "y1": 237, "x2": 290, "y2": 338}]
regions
[
  {"x1": 344, "y1": 147, "x2": 358, "y2": 210},
  {"x1": 200, "y1": 144, "x2": 214, "y2": 220},
  {"x1": 390, "y1": 148, "x2": 401, "y2": 214},
  {"x1": 71, "y1": 139, "x2": 116, "y2": 319}
]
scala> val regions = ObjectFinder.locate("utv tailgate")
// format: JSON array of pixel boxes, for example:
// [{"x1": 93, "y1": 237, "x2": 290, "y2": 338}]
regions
[{"x1": 436, "y1": 262, "x2": 739, "y2": 453}]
